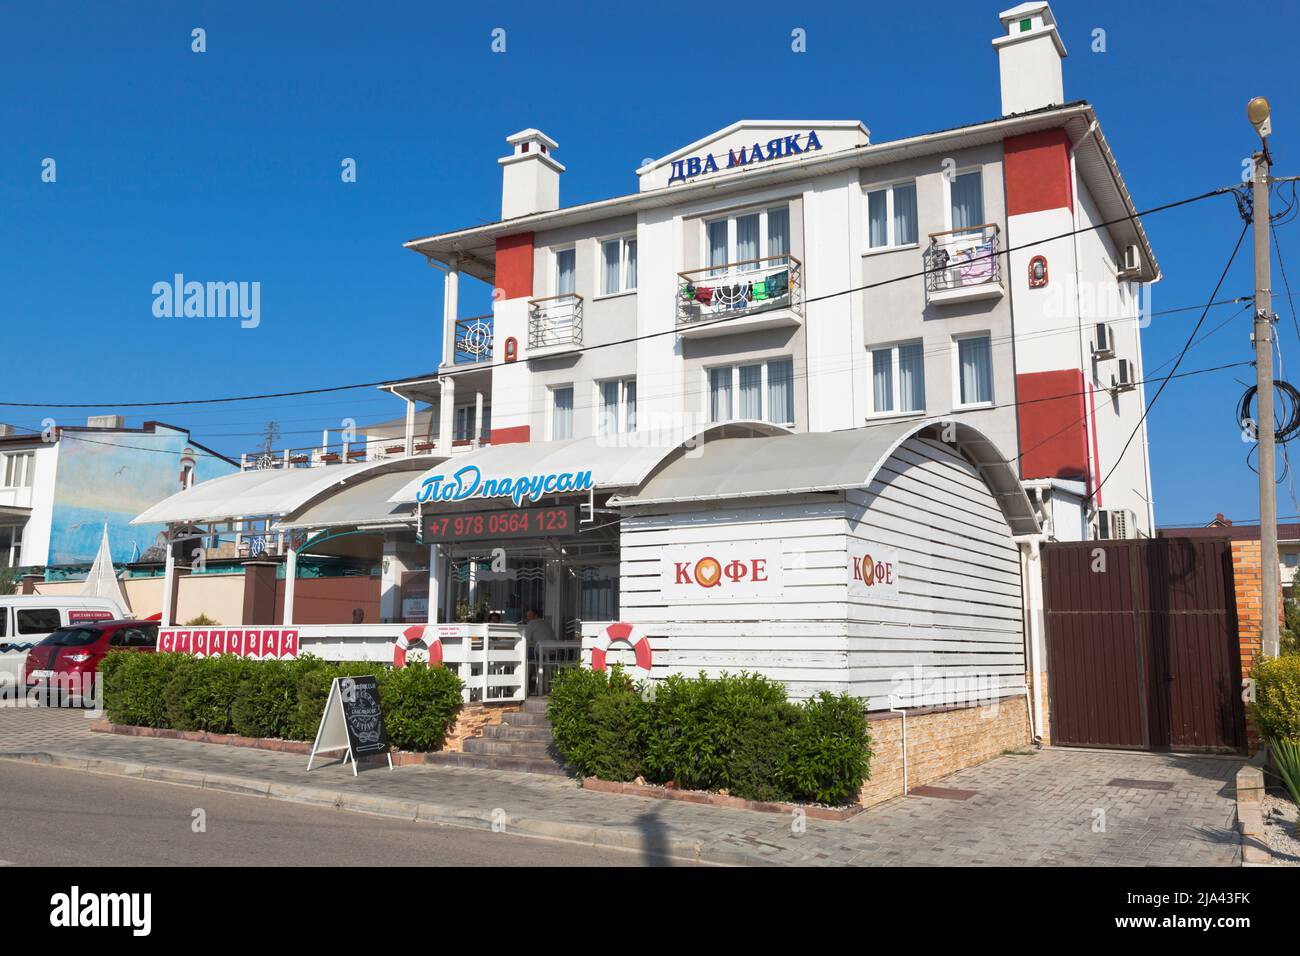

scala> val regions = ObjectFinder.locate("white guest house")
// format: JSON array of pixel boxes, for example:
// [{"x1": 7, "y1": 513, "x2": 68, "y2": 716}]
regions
[{"x1": 134, "y1": 4, "x2": 1160, "y2": 803}]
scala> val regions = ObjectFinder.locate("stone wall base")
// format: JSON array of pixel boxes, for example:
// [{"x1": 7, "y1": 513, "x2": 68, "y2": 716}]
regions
[
  {"x1": 442, "y1": 702, "x2": 523, "y2": 752},
  {"x1": 859, "y1": 695, "x2": 1032, "y2": 809}
]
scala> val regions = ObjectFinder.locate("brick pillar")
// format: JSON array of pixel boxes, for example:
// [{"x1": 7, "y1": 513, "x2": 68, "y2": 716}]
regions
[
  {"x1": 1232, "y1": 539, "x2": 1283, "y2": 753},
  {"x1": 241, "y1": 561, "x2": 278, "y2": 626},
  {"x1": 20, "y1": 573, "x2": 39, "y2": 595}
]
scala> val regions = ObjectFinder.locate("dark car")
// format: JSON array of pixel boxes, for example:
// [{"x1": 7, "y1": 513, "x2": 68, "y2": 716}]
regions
[{"x1": 23, "y1": 620, "x2": 158, "y2": 701}]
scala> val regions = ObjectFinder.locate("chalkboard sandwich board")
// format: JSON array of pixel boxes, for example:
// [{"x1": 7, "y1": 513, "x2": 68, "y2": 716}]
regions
[{"x1": 307, "y1": 675, "x2": 393, "y2": 775}]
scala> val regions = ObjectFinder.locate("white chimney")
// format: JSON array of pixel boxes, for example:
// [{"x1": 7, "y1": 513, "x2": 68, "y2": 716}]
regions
[
  {"x1": 992, "y1": 2, "x2": 1068, "y2": 116},
  {"x1": 498, "y1": 129, "x2": 564, "y2": 220}
]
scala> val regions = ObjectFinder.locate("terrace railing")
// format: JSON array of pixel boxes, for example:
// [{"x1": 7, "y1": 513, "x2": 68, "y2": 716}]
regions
[
  {"x1": 528, "y1": 293, "x2": 583, "y2": 352},
  {"x1": 677, "y1": 254, "x2": 802, "y2": 328},
  {"x1": 923, "y1": 224, "x2": 1002, "y2": 302}
]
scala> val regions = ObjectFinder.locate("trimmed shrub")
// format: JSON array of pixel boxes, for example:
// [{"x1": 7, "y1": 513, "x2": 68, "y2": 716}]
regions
[
  {"x1": 102, "y1": 652, "x2": 463, "y2": 751},
  {"x1": 1252, "y1": 655, "x2": 1300, "y2": 740},
  {"x1": 786, "y1": 692, "x2": 873, "y2": 805},
  {"x1": 548, "y1": 669, "x2": 873, "y2": 806},
  {"x1": 382, "y1": 664, "x2": 465, "y2": 751}
]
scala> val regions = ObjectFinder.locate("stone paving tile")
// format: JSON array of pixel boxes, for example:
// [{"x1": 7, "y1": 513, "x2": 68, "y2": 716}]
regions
[{"x1": 0, "y1": 705, "x2": 1244, "y2": 867}]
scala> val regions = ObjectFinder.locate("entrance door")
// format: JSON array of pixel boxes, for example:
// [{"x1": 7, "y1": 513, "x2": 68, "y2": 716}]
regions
[{"x1": 1043, "y1": 537, "x2": 1246, "y2": 752}]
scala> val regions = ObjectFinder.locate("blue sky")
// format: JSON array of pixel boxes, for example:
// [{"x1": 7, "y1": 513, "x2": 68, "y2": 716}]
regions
[{"x1": 1, "y1": 0, "x2": 1297, "y2": 525}]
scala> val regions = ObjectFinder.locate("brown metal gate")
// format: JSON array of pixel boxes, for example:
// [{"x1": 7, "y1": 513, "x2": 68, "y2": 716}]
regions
[{"x1": 1043, "y1": 537, "x2": 1245, "y2": 752}]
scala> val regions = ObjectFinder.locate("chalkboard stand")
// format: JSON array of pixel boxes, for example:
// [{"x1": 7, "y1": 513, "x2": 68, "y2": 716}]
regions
[{"x1": 307, "y1": 676, "x2": 393, "y2": 776}]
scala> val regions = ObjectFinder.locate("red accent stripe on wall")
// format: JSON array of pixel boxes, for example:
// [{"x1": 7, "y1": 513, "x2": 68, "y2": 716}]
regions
[
  {"x1": 1004, "y1": 128, "x2": 1073, "y2": 216},
  {"x1": 495, "y1": 232, "x2": 534, "y2": 300},
  {"x1": 490, "y1": 424, "x2": 531, "y2": 445},
  {"x1": 1017, "y1": 369, "x2": 1090, "y2": 481},
  {"x1": 1088, "y1": 381, "x2": 1102, "y2": 508}
]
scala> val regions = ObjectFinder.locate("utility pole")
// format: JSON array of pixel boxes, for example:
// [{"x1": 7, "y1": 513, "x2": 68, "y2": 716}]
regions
[{"x1": 1248, "y1": 96, "x2": 1279, "y2": 659}]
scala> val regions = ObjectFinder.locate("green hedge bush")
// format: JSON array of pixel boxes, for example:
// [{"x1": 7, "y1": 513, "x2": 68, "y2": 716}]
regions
[
  {"x1": 100, "y1": 652, "x2": 463, "y2": 752},
  {"x1": 1252, "y1": 654, "x2": 1300, "y2": 740},
  {"x1": 546, "y1": 667, "x2": 872, "y2": 805}
]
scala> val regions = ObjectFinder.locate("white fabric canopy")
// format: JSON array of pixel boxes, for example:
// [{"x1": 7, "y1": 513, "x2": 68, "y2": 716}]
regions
[
  {"x1": 387, "y1": 421, "x2": 790, "y2": 506},
  {"x1": 131, "y1": 457, "x2": 434, "y2": 526}
]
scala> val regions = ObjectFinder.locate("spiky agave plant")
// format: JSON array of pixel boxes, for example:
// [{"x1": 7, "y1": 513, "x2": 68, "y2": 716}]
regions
[{"x1": 1268, "y1": 736, "x2": 1300, "y2": 825}]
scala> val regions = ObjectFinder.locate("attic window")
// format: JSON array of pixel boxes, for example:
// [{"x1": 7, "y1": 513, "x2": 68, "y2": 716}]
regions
[
  {"x1": 1018, "y1": 17, "x2": 1032, "y2": 31},
  {"x1": 521, "y1": 142, "x2": 530, "y2": 153}
]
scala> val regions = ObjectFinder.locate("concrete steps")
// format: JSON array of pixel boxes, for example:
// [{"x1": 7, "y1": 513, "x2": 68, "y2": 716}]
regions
[{"x1": 433, "y1": 699, "x2": 568, "y2": 776}]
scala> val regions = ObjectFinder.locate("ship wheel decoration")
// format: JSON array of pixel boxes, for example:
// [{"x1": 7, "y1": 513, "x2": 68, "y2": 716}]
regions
[{"x1": 460, "y1": 321, "x2": 493, "y2": 356}]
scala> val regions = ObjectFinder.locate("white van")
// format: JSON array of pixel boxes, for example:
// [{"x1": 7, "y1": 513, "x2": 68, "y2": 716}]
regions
[{"x1": 0, "y1": 595, "x2": 129, "y2": 678}]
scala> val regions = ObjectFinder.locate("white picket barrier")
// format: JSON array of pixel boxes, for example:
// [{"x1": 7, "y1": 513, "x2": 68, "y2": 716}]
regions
[{"x1": 293, "y1": 623, "x2": 526, "y2": 704}]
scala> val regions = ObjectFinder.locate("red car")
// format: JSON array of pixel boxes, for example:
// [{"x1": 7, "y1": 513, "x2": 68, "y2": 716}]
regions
[{"x1": 23, "y1": 620, "x2": 158, "y2": 701}]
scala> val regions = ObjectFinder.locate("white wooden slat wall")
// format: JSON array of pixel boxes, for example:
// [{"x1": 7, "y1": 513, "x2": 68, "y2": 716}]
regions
[
  {"x1": 614, "y1": 493, "x2": 853, "y2": 696},
  {"x1": 606, "y1": 436, "x2": 1025, "y2": 706},
  {"x1": 847, "y1": 437, "x2": 1024, "y2": 709}
]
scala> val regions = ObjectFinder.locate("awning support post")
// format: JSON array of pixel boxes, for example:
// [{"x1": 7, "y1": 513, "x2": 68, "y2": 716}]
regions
[
  {"x1": 284, "y1": 545, "x2": 298, "y2": 625},
  {"x1": 161, "y1": 524, "x2": 176, "y2": 628}
]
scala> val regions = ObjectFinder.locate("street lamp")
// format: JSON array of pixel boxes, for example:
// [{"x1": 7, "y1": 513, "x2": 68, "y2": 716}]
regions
[{"x1": 1248, "y1": 96, "x2": 1272, "y2": 139}]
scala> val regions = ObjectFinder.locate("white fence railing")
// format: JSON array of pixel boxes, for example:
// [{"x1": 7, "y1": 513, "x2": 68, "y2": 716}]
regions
[
  {"x1": 295, "y1": 623, "x2": 525, "y2": 704},
  {"x1": 532, "y1": 640, "x2": 582, "y2": 697}
]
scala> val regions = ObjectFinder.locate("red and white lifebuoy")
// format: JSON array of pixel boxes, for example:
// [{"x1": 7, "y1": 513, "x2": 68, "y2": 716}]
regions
[
  {"x1": 394, "y1": 625, "x2": 443, "y2": 668},
  {"x1": 590, "y1": 622, "x2": 652, "y2": 681}
]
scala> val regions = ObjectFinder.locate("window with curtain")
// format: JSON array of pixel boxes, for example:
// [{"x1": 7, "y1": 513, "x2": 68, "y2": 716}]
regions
[
  {"x1": 600, "y1": 237, "x2": 637, "y2": 295},
  {"x1": 707, "y1": 220, "x2": 729, "y2": 275},
  {"x1": 598, "y1": 380, "x2": 620, "y2": 435},
  {"x1": 767, "y1": 358, "x2": 794, "y2": 424},
  {"x1": 625, "y1": 379, "x2": 637, "y2": 432},
  {"x1": 870, "y1": 341, "x2": 925, "y2": 415},
  {"x1": 767, "y1": 206, "x2": 790, "y2": 264},
  {"x1": 738, "y1": 364, "x2": 762, "y2": 419},
  {"x1": 708, "y1": 359, "x2": 795, "y2": 424},
  {"x1": 950, "y1": 171, "x2": 985, "y2": 231},
  {"x1": 551, "y1": 386, "x2": 574, "y2": 439},
  {"x1": 556, "y1": 249, "x2": 576, "y2": 295},
  {"x1": 867, "y1": 182, "x2": 917, "y2": 248},
  {"x1": 736, "y1": 213, "x2": 760, "y2": 269},
  {"x1": 871, "y1": 347, "x2": 895, "y2": 412},
  {"x1": 708, "y1": 367, "x2": 733, "y2": 423},
  {"x1": 957, "y1": 335, "x2": 994, "y2": 405}
]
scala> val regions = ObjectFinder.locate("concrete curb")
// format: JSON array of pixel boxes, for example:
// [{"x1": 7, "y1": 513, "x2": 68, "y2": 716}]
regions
[
  {"x1": 0, "y1": 750, "x2": 740, "y2": 867},
  {"x1": 1235, "y1": 744, "x2": 1275, "y2": 866}
]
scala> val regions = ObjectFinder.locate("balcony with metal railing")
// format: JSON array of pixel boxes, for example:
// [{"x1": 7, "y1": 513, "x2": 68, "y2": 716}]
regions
[
  {"x1": 676, "y1": 254, "x2": 802, "y2": 339},
  {"x1": 452, "y1": 315, "x2": 493, "y2": 365},
  {"x1": 923, "y1": 224, "x2": 1003, "y2": 305},
  {"x1": 527, "y1": 293, "x2": 583, "y2": 358}
]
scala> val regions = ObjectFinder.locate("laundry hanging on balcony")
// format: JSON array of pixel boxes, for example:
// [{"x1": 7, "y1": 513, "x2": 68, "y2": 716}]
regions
[{"x1": 956, "y1": 240, "x2": 994, "y2": 283}]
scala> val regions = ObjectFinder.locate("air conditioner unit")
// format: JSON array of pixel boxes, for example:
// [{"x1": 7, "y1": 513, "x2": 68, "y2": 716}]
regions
[
  {"x1": 1112, "y1": 358, "x2": 1135, "y2": 393},
  {"x1": 1096, "y1": 508, "x2": 1138, "y2": 540},
  {"x1": 1092, "y1": 322, "x2": 1115, "y2": 360},
  {"x1": 1120, "y1": 244, "x2": 1142, "y2": 275}
]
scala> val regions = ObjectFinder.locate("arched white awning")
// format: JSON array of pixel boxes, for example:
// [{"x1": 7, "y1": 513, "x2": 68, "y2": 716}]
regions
[
  {"x1": 607, "y1": 418, "x2": 1041, "y2": 536},
  {"x1": 130, "y1": 457, "x2": 435, "y2": 526},
  {"x1": 386, "y1": 421, "x2": 792, "y2": 506}
]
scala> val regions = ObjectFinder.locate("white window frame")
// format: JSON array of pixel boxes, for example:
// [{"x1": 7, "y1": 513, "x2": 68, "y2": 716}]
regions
[
  {"x1": 553, "y1": 245, "x2": 577, "y2": 296},
  {"x1": 704, "y1": 358, "x2": 795, "y2": 426},
  {"x1": 1, "y1": 451, "x2": 34, "y2": 489},
  {"x1": 942, "y1": 167, "x2": 987, "y2": 233},
  {"x1": 594, "y1": 377, "x2": 637, "y2": 434},
  {"x1": 865, "y1": 180, "x2": 919, "y2": 252},
  {"x1": 0, "y1": 522, "x2": 23, "y2": 568},
  {"x1": 596, "y1": 235, "x2": 637, "y2": 298},
  {"x1": 951, "y1": 331, "x2": 996, "y2": 409},
  {"x1": 866, "y1": 339, "x2": 926, "y2": 418},
  {"x1": 548, "y1": 384, "x2": 575, "y2": 441},
  {"x1": 702, "y1": 203, "x2": 790, "y2": 271}
]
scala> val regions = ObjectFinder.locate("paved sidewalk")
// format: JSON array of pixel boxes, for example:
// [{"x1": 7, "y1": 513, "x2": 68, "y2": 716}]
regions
[{"x1": 0, "y1": 706, "x2": 1243, "y2": 866}]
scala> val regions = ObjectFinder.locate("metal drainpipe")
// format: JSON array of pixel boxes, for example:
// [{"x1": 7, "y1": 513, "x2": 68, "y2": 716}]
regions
[
  {"x1": 888, "y1": 695, "x2": 909, "y2": 796},
  {"x1": 1013, "y1": 532, "x2": 1048, "y2": 745}
]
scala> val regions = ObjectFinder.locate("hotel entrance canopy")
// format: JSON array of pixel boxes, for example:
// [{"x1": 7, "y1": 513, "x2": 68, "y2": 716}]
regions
[{"x1": 386, "y1": 422, "x2": 791, "y2": 507}]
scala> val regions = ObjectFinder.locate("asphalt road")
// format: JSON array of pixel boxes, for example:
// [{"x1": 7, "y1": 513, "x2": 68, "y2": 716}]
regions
[{"x1": 0, "y1": 762, "x2": 667, "y2": 867}]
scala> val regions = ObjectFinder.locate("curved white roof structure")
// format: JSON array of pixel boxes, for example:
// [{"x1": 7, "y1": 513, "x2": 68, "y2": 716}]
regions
[
  {"x1": 610, "y1": 418, "x2": 1041, "y2": 536},
  {"x1": 387, "y1": 421, "x2": 791, "y2": 505},
  {"x1": 130, "y1": 457, "x2": 433, "y2": 526}
]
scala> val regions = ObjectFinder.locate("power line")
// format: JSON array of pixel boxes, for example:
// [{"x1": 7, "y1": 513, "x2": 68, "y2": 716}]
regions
[
  {"x1": 0, "y1": 182, "x2": 1236, "y2": 411},
  {"x1": 1087, "y1": 221, "x2": 1252, "y2": 506}
]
